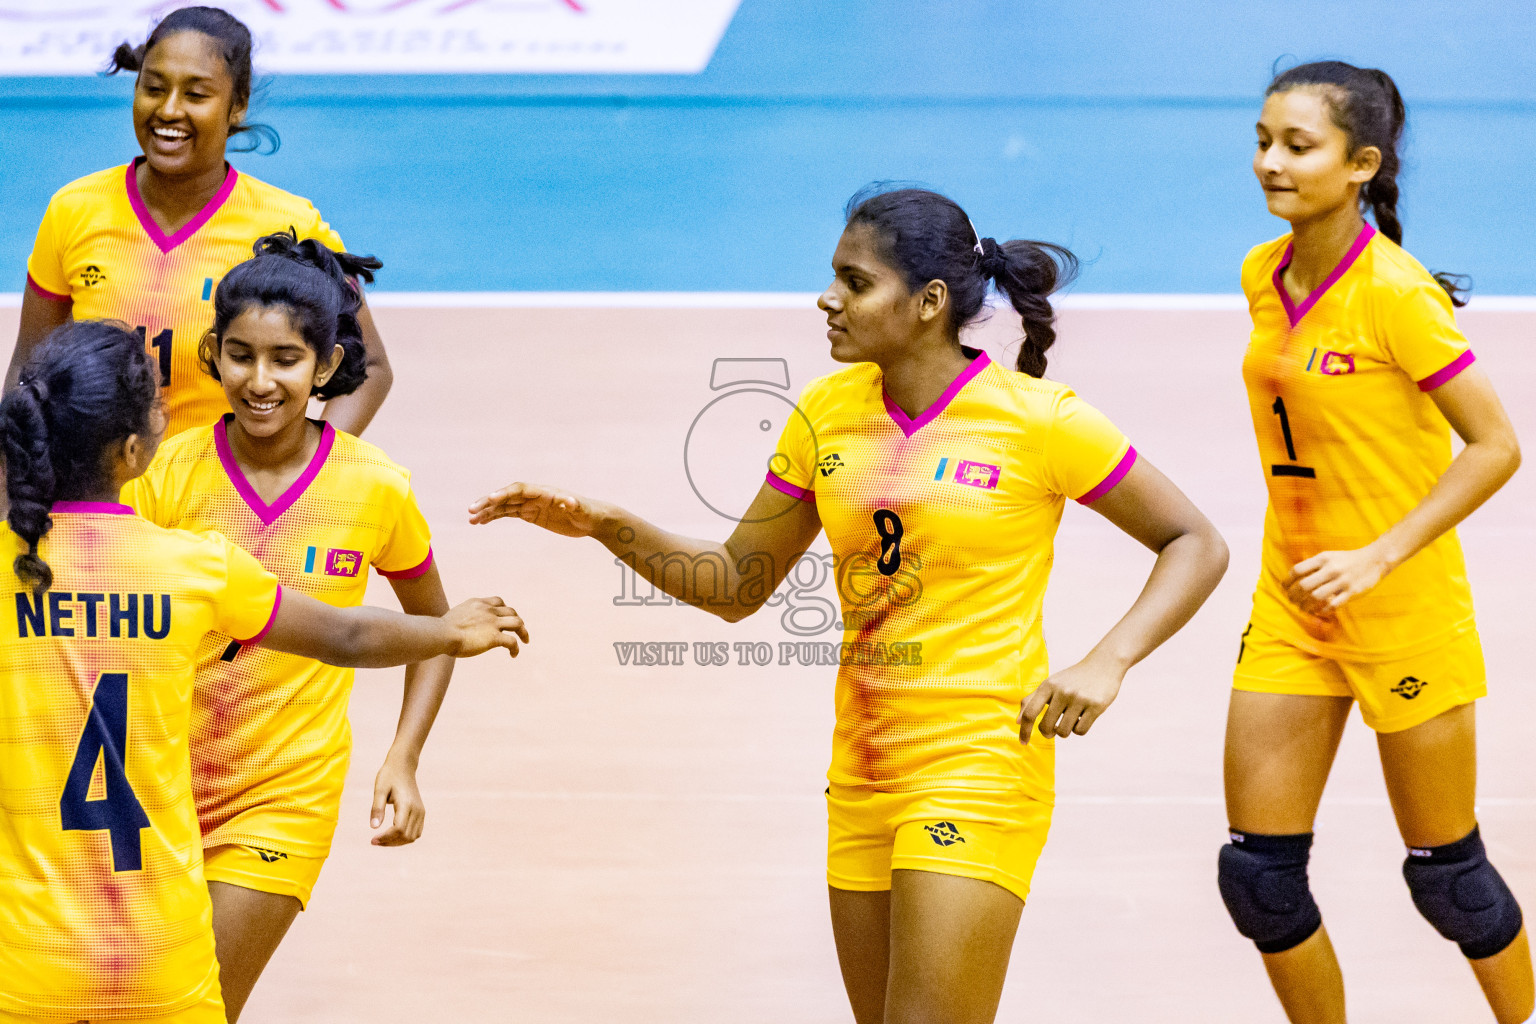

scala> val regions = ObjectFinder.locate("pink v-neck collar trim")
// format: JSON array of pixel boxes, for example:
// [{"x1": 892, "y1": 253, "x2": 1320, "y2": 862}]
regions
[
  {"x1": 1273, "y1": 223, "x2": 1375, "y2": 328},
  {"x1": 125, "y1": 158, "x2": 239, "y2": 255},
  {"x1": 215, "y1": 417, "x2": 335, "y2": 526},
  {"x1": 882, "y1": 350, "x2": 991, "y2": 438}
]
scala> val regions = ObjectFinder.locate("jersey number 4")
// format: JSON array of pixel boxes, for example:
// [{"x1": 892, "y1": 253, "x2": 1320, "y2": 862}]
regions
[
  {"x1": 1270, "y1": 397, "x2": 1316, "y2": 479},
  {"x1": 134, "y1": 325, "x2": 173, "y2": 387},
  {"x1": 60, "y1": 671, "x2": 151, "y2": 872}
]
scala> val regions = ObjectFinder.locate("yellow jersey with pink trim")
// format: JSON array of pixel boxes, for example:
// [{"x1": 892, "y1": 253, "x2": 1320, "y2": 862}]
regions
[
  {"x1": 123, "y1": 420, "x2": 432, "y2": 858},
  {"x1": 0, "y1": 503, "x2": 280, "y2": 1019},
  {"x1": 25, "y1": 161, "x2": 345, "y2": 438},
  {"x1": 1241, "y1": 225, "x2": 1477, "y2": 660},
  {"x1": 767, "y1": 351, "x2": 1134, "y2": 798}
]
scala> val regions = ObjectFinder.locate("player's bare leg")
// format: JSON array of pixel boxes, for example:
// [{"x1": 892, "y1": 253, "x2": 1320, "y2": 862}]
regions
[
  {"x1": 829, "y1": 887, "x2": 891, "y2": 1024},
  {"x1": 1225, "y1": 690, "x2": 1354, "y2": 1024},
  {"x1": 1379, "y1": 703, "x2": 1535, "y2": 1024},
  {"x1": 830, "y1": 871, "x2": 1022, "y2": 1024},
  {"x1": 887, "y1": 869, "x2": 1022, "y2": 1024},
  {"x1": 208, "y1": 880, "x2": 303, "y2": 1022}
]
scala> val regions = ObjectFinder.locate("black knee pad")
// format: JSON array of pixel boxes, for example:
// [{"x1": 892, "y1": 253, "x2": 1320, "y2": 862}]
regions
[
  {"x1": 1218, "y1": 830, "x2": 1323, "y2": 954},
  {"x1": 1403, "y1": 824, "x2": 1524, "y2": 960}
]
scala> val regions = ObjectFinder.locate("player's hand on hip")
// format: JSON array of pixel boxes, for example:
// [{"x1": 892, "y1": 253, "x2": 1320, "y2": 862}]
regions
[
  {"x1": 445, "y1": 597, "x2": 529, "y2": 657},
  {"x1": 369, "y1": 755, "x2": 425, "y2": 847},
  {"x1": 1019, "y1": 655, "x2": 1125, "y2": 744},
  {"x1": 469, "y1": 482, "x2": 597, "y2": 537},
  {"x1": 1285, "y1": 544, "x2": 1389, "y2": 615}
]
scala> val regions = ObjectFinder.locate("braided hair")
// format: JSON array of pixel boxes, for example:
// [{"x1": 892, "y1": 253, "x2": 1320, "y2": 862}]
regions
[
  {"x1": 844, "y1": 185, "x2": 1079, "y2": 377},
  {"x1": 1267, "y1": 61, "x2": 1468, "y2": 306},
  {"x1": 1, "y1": 322, "x2": 161, "y2": 595}
]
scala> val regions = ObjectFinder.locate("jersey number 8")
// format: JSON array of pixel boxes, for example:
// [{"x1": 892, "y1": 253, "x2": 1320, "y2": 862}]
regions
[{"x1": 60, "y1": 671, "x2": 150, "y2": 872}]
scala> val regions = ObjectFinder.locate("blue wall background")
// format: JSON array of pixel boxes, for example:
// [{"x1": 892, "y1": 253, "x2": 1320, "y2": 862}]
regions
[{"x1": 4, "y1": 0, "x2": 1533, "y2": 293}]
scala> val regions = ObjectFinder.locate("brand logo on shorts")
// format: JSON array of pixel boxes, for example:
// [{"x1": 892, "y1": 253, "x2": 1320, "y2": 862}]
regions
[
  {"x1": 924, "y1": 821, "x2": 965, "y2": 847},
  {"x1": 1392, "y1": 675, "x2": 1428, "y2": 700},
  {"x1": 252, "y1": 846, "x2": 288, "y2": 863}
]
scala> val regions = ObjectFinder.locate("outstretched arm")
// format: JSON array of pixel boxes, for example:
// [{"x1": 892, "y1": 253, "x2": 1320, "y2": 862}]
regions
[
  {"x1": 1286, "y1": 367, "x2": 1519, "y2": 615},
  {"x1": 370, "y1": 563, "x2": 455, "y2": 846},
  {"x1": 261, "y1": 589, "x2": 527, "y2": 667},
  {"x1": 1021, "y1": 457, "x2": 1229, "y2": 741},
  {"x1": 469, "y1": 479, "x2": 823, "y2": 622}
]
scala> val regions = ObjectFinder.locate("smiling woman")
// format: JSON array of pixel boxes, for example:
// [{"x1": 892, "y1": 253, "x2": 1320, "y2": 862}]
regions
[
  {"x1": 6, "y1": 5, "x2": 393, "y2": 438},
  {"x1": 122, "y1": 229, "x2": 461, "y2": 1023}
]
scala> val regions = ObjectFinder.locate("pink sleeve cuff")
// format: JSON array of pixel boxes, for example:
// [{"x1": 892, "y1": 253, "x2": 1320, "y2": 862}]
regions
[
  {"x1": 1076, "y1": 446, "x2": 1138, "y2": 505},
  {"x1": 377, "y1": 547, "x2": 435, "y2": 580},
  {"x1": 1417, "y1": 350, "x2": 1475, "y2": 391},
  {"x1": 235, "y1": 585, "x2": 284, "y2": 647},
  {"x1": 765, "y1": 471, "x2": 814, "y2": 502},
  {"x1": 26, "y1": 273, "x2": 69, "y2": 302}
]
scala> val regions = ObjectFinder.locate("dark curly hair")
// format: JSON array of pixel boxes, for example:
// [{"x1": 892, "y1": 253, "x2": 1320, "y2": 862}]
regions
[
  {"x1": 199, "y1": 230, "x2": 382, "y2": 400},
  {"x1": 2, "y1": 321, "x2": 161, "y2": 595}
]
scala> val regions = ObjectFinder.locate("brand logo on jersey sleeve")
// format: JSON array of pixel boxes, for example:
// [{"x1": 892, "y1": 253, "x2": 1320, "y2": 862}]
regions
[
  {"x1": 933, "y1": 457, "x2": 1001, "y2": 489},
  {"x1": 1305, "y1": 348, "x2": 1356, "y2": 375},
  {"x1": 79, "y1": 265, "x2": 106, "y2": 288},
  {"x1": 818, "y1": 453, "x2": 843, "y2": 477}
]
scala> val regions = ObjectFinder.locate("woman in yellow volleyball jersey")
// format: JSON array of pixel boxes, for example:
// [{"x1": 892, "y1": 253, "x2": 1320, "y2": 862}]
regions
[
  {"x1": 469, "y1": 186, "x2": 1229, "y2": 1024},
  {"x1": 1218, "y1": 62, "x2": 1531, "y2": 1024},
  {"x1": 0, "y1": 321, "x2": 525, "y2": 1024},
  {"x1": 8, "y1": 6, "x2": 393, "y2": 438},
  {"x1": 123, "y1": 232, "x2": 451, "y2": 1020}
]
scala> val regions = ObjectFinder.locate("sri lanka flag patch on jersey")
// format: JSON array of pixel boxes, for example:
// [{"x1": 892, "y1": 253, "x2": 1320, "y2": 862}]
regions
[{"x1": 933, "y1": 457, "x2": 1001, "y2": 490}]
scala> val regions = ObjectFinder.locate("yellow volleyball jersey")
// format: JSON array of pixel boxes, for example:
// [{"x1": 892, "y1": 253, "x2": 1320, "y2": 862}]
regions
[
  {"x1": 124, "y1": 419, "x2": 433, "y2": 858},
  {"x1": 26, "y1": 160, "x2": 346, "y2": 438},
  {"x1": 768, "y1": 350, "x2": 1134, "y2": 799},
  {"x1": 0, "y1": 503, "x2": 280, "y2": 1019},
  {"x1": 1241, "y1": 225, "x2": 1477, "y2": 660}
]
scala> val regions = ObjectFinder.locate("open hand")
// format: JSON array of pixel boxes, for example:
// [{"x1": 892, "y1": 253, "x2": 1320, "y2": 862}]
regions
[
  {"x1": 468, "y1": 482, "x2": 598, "y2": 537},
  {"x1": 1285, "y1": 544, "x2": 1390, "y2": 616},
  {"x1": 445, "y1": 597, "x2": 529, "y2": 657},
  {"x1": 370, "y1": 755, "x2": 425, "y2": 847},
  {"x1": 1019, "y1": 654, "x2": 1126, "y2": 744}
]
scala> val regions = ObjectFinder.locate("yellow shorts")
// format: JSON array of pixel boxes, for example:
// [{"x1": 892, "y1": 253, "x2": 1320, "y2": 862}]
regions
[
  {"x1": 204, "y1": 843, "x2": 326, "y2": 909},
  {"x1": 826, "y1": 784, "x2": 1053, "y2": 904},
  {"x1": 0, "y1": 994, "x2": 224, "y2": 1024},
  {"x1": 1233, "y1": 622, "x2": 1486, "y2": 733}
]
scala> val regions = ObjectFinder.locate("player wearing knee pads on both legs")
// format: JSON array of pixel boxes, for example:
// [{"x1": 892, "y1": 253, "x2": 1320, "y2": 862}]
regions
[
  {"x1": 1218, "y1": 831, "x2": 1324, "y2": 954},
  {"x1": 1404, "y1": 824, "x2": 1524, "y2": 961}
]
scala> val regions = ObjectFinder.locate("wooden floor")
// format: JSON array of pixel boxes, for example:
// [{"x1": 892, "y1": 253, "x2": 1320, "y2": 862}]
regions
[{"x1": 3, "y1": 303, "x2": 1533, "y2": 1022}]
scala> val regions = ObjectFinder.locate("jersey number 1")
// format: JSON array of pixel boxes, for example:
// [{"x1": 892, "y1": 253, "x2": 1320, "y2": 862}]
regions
[
  {"x1": 60, "y1": 671, "x2": 150, "y2": 872},
  {"x1": 1270, "y1": 397, "x2": 1316, "y2": 479},
  {"x1": 134, "y1": 326, "x2": 173, "y2": 387}
]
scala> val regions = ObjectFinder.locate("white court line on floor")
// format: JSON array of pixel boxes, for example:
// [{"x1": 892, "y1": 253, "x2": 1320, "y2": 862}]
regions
[
  {"x1": 433, "y1": 791, "x2": 1536, "y2": 807},
  {"x1": 5, "y1": 292, "x2": 1535, "y2": 310}
]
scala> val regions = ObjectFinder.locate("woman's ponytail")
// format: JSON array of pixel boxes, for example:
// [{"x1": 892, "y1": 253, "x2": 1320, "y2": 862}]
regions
[
  {"x1": 980, "y1": 238, "x2": 1080, "y2": 378},
  {"x1": 2, "y1": 381, "x2": 58, "y2": 594},
  {"x1": 2, "y1": 321, "x2": 160, "y2": 595},
  {"x1": 1267, "y1": 61, "x2": 1468, "y2": 307}
]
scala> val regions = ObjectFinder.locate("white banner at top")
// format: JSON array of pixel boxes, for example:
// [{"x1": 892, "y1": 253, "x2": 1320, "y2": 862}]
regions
[{"x1": 0, "y1": 0, "x2": 743, "y2": 75}]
